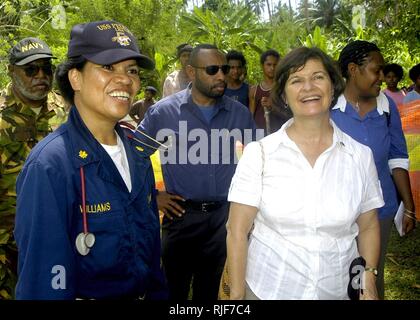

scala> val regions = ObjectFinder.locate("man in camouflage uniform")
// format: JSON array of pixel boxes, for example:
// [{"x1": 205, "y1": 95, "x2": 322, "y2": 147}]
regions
[{"x1": 0, "y1": 37, "x2": 67, "y2": 298}]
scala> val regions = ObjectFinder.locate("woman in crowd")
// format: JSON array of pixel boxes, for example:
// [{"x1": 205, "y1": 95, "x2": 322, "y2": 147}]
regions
[
  {"x1": 330, "y1": 40, "x2": 416, "y2": 300},
  {"x1": 14, "y1": 20, "x2": 167, "y2": 299},
  {"x1": 403, "y1": 63, "x2": 420, "y2": 103},
  {"x1": 226, "y1": 47, "x2": 384, "y2": 300},
  {"x1": 382, "y1": 63, "x2": 406, "y2": 106}
]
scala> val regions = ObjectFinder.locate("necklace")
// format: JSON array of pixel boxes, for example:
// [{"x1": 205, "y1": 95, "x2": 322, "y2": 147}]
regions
[
  {"x1": 346, "y1": 96, "x2": 360, "y2": 113},
  {"x1": 260, "y1": 82, "x2": 273, "y2": 91},
  {"x1": 353, "y1": 101, "x2": 360, "y2": 112}
]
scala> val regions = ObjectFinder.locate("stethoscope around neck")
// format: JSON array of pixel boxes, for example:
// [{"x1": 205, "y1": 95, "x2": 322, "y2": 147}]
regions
[
  {"x1": 75, "y1": 123, "x2": 169, "y2": 256},
  {"x1": 75, "y1": 166, "x2": 96, "y2": 256}
]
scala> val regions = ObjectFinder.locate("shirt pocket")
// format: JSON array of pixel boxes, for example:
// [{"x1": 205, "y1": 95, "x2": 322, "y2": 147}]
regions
[
  {"x1": 75, "y1": 198, "x2": 127, "y2": 277},
  {"x1": 260, "y1": 169, "x2": 305, "y2": 224}
]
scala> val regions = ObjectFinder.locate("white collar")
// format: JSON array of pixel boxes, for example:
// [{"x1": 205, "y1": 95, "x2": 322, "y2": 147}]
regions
[
  {"x1": 263, "y1": 118, "x2": 354, "y2": 156},
  {"x1": 332, "y1": 92, "x2": 390, "y2": 114}
]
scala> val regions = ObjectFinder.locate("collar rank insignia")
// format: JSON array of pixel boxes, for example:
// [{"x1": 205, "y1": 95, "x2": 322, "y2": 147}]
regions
[{"x1": 79, "y1": 150, "x2": 88, "y2": 159}]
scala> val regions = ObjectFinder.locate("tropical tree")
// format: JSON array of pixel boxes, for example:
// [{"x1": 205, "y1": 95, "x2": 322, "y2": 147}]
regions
[
  {"x1": 181, "y1": 5, "x2": 268, "y2": 52},
  {"x1": 295, "y1": 0, "x2": 352, "y2": 36}
]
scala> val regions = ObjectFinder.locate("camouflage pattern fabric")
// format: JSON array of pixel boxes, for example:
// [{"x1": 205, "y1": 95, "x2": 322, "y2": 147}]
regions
[{"x1": 0, "y1": 83, "x2": 67, "y2": 299}]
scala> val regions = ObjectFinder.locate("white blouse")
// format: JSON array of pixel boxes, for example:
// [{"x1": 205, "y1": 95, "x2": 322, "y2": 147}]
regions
[{"x1": 228, "y1": 119, "x2": 384, "y2": 300}]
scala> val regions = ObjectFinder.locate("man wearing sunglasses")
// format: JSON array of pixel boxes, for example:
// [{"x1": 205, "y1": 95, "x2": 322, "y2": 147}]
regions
[
  {"x1": 139, "y1": 44, "x2": 259, "y2": 301},
  {"x1": 0, "y1": 37, "x2": 67, "y2": 297}
]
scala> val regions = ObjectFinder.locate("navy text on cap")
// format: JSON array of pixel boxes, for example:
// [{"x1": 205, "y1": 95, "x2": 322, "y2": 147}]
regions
[{"x1": 9, "y1": 37, "x2": 54, "y2": 66}]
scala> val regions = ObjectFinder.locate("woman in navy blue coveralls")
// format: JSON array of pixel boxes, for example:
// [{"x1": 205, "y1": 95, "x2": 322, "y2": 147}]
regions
[{"x1": 14, "y1": 20, "x2": 167, "y2": 299}]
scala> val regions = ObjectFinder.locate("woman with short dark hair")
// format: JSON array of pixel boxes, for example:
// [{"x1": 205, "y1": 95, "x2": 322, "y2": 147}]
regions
[{"x1": 226, "y1": 47, "x2": 384, "y2": 300}]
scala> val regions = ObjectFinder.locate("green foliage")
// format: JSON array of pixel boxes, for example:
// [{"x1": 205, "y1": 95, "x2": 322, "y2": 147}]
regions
[
  {"x1": 385, "y1": 227, "x2": 420, "y2": 300},
  {"x1": 180, "y1": 4, "x2": 272, "y2": 84},
  {"x1": 182, "y1": 5, "x2": 268, "y2": 52},
  {"x1": 301, "y1": 26, "x2": 327, "y2": 52}
]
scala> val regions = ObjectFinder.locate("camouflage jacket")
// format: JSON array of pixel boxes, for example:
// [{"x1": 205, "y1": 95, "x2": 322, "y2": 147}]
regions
[{"x1": 0, "y1": 83, "x2": 68, "y2": 231}]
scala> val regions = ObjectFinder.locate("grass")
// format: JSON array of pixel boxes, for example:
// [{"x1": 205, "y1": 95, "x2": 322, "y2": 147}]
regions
[{"x1": 384, "y1": 224, "x2": 420, "y2": 300}]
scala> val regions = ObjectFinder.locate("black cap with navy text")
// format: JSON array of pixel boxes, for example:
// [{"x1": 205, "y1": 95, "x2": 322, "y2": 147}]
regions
[
  {"x1": 67, "y1": 20, "x2": 154, "y2": 69},
  {"x1": 9, "y1": 37, "x2": 55, "y2": 66}
]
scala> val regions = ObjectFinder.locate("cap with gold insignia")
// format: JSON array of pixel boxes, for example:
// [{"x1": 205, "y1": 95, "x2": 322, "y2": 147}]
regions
[
  {"x1": 67, "y1": 20, "x2": 154, "y2": 70},
  {"x1": 9, "y1": 37, "x2": 55, "y2": 66}
]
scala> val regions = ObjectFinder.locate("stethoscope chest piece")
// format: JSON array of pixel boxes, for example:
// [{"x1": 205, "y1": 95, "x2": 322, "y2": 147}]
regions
[
  {"x1": 77, "y1": 166, "x2": 96, "y2": 256},
  {"x1": 76, "y1": 232, "x2": 95, "y2": 256}
]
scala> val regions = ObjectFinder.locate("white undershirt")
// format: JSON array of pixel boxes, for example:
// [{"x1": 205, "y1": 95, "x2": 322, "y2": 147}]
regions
[{"x1": 101, "y1": 133, "x2": 132, "y2": 192}]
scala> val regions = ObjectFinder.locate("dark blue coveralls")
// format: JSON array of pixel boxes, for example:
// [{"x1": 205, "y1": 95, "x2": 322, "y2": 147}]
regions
[{"x1": 14, "y1": 107, "x2": 167, "y2": 299}]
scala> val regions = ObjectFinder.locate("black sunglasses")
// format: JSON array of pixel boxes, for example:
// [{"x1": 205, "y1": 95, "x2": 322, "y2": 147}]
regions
[
  {"x1": 192, "y1": 64, "x2": 230, "y2": 76},
  {"x1": 19, "y1": 64, "x2": 54, "y2": 77}
]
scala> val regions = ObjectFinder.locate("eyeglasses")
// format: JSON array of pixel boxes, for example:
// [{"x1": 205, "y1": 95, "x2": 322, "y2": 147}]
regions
[
  {"x1": 19, "y1": 64, "x2": 54, "y2": 77},
  {"x1": 192, "y1": 64, "x2": 230, "y2": 76}
]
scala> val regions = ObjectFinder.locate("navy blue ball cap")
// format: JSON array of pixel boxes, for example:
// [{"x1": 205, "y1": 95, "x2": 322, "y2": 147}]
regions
[
  {"x1": 67, "y1": 20, "x2": 154, "y2": 70},
  {"x1": 9, "y1": 37, "x2": 55, "y2": 65}
]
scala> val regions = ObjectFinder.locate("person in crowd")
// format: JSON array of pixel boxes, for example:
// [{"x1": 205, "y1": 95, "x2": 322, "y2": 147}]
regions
[
  {"x1": 403, "y1": 64, "x2": 420, "y2": 104},
  {"x1": 14, "y1": 20, "x2": 167, "y2": 300},
  {"x1": 0, "y1": 37, "x2": 67, "y2": 295},
  {"x1": 227, "y1": 46, "x2": 384, "y2": 300},
  {"x1": 162, "y1": 43, "x2": 193, "y2": 97},
  {"x1": 224, "y1": 50, "x2": 250, "y2": 108},
  {"x1": 331, "y1": 40, "x2": 416, "y2": 300},
  {"x1": 249, "y1": 49, "x2": 280, "y2": 134},
  {"x1": 382, "y1": 63, "x2": 406, "y2": 106},
  {"x1": 139, "y1": 44, "x2": 258, "y2": 301},
  {"x1": 129, "y1": 85, "x2": 157, "y2": 123}
]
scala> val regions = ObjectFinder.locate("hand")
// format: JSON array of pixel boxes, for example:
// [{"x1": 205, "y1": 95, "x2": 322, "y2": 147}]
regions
[
  {"x1": 402, "y1": 213, "x2": 416, "y2": 235},
  {"x1": 261, "y1": 97, "x2": 272, "y2": 111},
  {"x1": 360, "y1": 273, "x2": 379, "y2": 300},
  {"x1": 157, "y1": 192, "x2": 185, "y2": 220}
]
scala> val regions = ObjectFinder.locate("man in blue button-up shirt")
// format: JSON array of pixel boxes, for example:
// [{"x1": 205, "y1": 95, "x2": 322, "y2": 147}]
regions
[{"x1": 139, "y1": 44, "x2": 260, "y2": 301}]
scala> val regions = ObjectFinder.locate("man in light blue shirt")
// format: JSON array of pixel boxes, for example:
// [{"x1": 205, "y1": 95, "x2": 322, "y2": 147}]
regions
[{"x1": 139, "y1": 44, "x2": 259, "y2": 301}]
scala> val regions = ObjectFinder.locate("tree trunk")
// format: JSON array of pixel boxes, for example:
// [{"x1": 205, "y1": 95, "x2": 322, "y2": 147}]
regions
[
  {"x1": 303, "y1": 0, "x2": 309, "y2": 31},
  {"x1": 265, "y1": 0, "x2": 272, "y2": 24}
]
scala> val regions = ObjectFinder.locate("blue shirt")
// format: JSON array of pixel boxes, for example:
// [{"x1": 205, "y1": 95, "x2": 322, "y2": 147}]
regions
[
  {"x1": 224, "y1": 82, "x2": 250, "y2": 108},
  {"x1": 198, "y1": 105, "x2": 217, "y2": 123},
  {"x1": 403, "y1": 90, "x2": 420, "y2": 104},
  {"x1": 330, "y1": 94, "x2": 409, "y2": 219},
  {"x1": 14, "y1": 107, "x2": 167, "y2": 299},
  {"x1": 139, "y1": 87, "x2": 259, "y2": 201}
]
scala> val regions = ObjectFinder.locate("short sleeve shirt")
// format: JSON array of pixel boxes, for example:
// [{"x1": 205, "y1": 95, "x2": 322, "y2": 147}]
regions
[{"x1": 228, "y1": 119, "x2": 384, "y2": 299}]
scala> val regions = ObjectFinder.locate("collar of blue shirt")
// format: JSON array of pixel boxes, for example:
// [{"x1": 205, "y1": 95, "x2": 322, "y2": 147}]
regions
[{"x1": 332, "y1": 93, "x2": 390, "y2": 115}]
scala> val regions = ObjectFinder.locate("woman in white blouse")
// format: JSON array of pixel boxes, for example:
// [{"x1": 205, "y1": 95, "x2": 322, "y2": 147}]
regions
[{"x1": 226, "y1": 47, "x2": 384, "y2": 300}]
